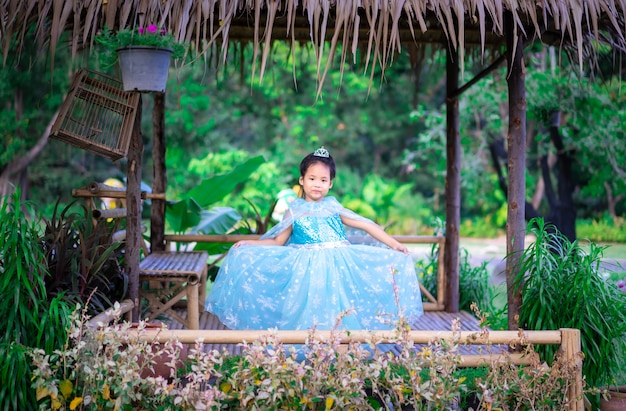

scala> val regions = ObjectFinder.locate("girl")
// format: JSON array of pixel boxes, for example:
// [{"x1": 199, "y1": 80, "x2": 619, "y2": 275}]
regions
[{"x1": 205, "y1": 147, "x2": 423, "y2": 330}]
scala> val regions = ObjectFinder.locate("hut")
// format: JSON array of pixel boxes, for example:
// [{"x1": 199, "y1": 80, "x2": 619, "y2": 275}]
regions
[{"x1": 1, "y1": 0, "x2": 624, "y2": 326}]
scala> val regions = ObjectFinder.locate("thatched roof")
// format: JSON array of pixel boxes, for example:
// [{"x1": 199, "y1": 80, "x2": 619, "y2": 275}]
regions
[{"x1": 2, "y1": 0, "x2": 625, "y2": 81}]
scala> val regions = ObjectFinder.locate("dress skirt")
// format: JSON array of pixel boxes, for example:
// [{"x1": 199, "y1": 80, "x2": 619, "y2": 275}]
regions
[{"x1": 205, "y1": 242, "x2": 424, "y2": 331}]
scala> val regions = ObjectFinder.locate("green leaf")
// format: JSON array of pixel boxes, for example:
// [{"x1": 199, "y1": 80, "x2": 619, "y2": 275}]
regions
[
  {"x1": 190, "y1": 207, "x2": 241, "y2": 235},
  {"x1": 166, "y1": 198, "x2": 203, "y2": 234},
  {"x1": 184, "y1": 155, "x2": 265, "y2": 207}
]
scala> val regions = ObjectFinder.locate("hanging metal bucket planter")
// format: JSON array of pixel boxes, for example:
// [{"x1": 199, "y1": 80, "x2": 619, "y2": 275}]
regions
[{"x1": 117, "y1": 46, "x2": 172, "y2": 93}]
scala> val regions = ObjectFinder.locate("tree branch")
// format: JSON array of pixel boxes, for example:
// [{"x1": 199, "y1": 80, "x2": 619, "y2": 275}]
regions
[{"x1": 0, "y1": 109, "x2": 59, "y2": 197}]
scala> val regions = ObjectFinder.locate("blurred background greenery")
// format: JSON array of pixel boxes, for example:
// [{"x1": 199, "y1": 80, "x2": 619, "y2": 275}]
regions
[{"x1": 1, "y1": 38, "x2": 625, "y2": 243}]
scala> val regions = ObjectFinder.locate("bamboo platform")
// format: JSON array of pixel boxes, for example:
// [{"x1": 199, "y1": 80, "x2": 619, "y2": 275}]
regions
[{"x1": 155, "y1": 308, "x2": 502, "y2": 356}]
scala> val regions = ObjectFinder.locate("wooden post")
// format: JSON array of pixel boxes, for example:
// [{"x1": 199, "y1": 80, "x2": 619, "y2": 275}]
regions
[
  {"x1": 151, "y1": 92, "x2": 167, "y2": 253},
  {"x1": 561, "y1": 328, "x2": 583, "y2": 411},
  {"x1": 445, "y1": 43, "x2": 460, "y2": 313},
  {"x1": 126, "y1": 96, "x2": 144, "y2": 322},
  {"x1": 505, "y1": 13, "x2": 527, "y2": 330}
]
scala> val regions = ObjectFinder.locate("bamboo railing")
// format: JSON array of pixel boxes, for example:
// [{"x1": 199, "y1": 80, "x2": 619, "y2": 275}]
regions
[
  {"x1": 164, "y1": 234, "x2": 446, "y2": 311},
  {"x1": 95, "y1": 299, "x2": 583, "y2": 411}
]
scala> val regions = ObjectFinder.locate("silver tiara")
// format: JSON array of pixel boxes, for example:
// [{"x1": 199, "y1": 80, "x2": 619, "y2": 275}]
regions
[{"x1": 313, "y1": 146, "x2": 329, "y2": 158}]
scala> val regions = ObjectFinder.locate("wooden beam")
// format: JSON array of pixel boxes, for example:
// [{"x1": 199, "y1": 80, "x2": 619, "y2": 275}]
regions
[
  {"x1": 445, "y1": 43, "x2": 460, "y2": 313},
  {"x1": 504, "y1": 12, "x2": 527, "y2": 331},
  {"x1": 72, "y1": 188, "x2": 162, "y2": 199},
  {"x1": 151, "y1": 92, "x2": 167, "y2": 253},
  {"x1": 126, "y1": 96, "x2": 144, "y2": 322}
]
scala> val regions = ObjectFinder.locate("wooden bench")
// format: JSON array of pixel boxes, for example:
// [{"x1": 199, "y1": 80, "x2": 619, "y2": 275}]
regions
[{"x1": 139, "y1": 251, "x2": 208, "y2": 330}]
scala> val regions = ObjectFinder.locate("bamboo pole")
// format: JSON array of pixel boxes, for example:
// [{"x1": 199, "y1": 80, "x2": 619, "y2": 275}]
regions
[
  {"x1": 163, "y1": 234, "x2": 444, "y2": 244},
  {"x1": 437, "y1": 238, "x2": 446, "y2": 308},
  {"x1": 112, "y1": 226, "x2": 147, "y2": 243},
  {"x1": 460, "y1": 352, "x2": 536, "y2": 367},
  {"x1": 561, "y1": 328, "x2": 584, "y2": 411},
  {"x1": 126, "y1": 329, "x2": 562, "y2": 345},
  {"x1": 72, "y1": 188, "x2": 163, "y2": 200},
  {"x1": 93, "y1": 208, "x2": 127, "y2": 219},
  {"x1": 88, "y1": 299, "x2": 134, "y2": 329},
  {"x1": 89, "y1": 181, "x2": 125, "y2": 193},
  {"x1": 164, "y1": 234, "x2": 262, "y2": 243}
]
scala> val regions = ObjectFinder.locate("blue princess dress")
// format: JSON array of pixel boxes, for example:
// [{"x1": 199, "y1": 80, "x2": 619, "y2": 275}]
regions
[{"x1": 205, "y1": 197, "x2": 423, "y2": 330}]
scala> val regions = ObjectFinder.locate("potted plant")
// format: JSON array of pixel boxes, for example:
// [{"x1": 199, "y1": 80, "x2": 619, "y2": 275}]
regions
[{"x1": 95, "y1": 25, "x2": 187, "y2": 92}]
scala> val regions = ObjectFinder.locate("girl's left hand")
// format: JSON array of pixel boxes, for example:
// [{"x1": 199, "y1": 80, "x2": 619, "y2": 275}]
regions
[{"x1": 393, "y1": 243, "x2": 409, "y2": 254}]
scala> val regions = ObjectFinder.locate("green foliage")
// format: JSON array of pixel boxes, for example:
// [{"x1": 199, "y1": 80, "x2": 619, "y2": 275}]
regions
[
  {"x1": 577, "y1": 216, "x2": 626, "y2": 243},
  {"x1": 0, "y1": 189, "x2": 72, "y2": 410},
  {"x1": 30, "y1": 303, "x2": 578, "y2": 410},
  {"x1": 417, "y1": 245, "x2": 507, "y2": 330},
  {"x1": 516, "y1": 218, "x2": 626, "y2": 392},
  {"x1": 4, "y1": 38, "x2": 626, "y2": 240},
  {"x1": 460, "y1": 215, "x2": 505, "y2": 238},
  {"x1": 42, "y1": 201, "x2": 127, "y2": 316},
  {"x1": 0, "y1": 27, "x2": 72, "y2": 170},
  {"x1": 528, "y1": 73, "x2": 626, "y2": 222},
  {"x1": 30, "y1": 306, "x2": 188, "y2": 410},
  {"x1": 165, "y1": 155, "x2": 264, "y2": 233}
]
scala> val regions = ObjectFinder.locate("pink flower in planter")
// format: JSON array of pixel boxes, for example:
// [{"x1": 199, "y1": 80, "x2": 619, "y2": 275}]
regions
[{"x1": 146, "y1": 24, "x2": 158, "y2": 34}]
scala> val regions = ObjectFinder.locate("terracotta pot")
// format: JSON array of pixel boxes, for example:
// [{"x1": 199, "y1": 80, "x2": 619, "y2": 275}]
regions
[
  {"x1": 140, "y1": 342, "x2": 188, "y2": 379},
  {"x1": 127, "y1": 323, "x2": 189, "y2": 379},
  {"x1": 601, "y1": 386, "x2": 626, "y2": 411}
]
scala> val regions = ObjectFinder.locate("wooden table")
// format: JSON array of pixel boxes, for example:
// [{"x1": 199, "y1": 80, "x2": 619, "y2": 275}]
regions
[{"x1": 138, "y1": 251, "x2": 208, "y2": 329}]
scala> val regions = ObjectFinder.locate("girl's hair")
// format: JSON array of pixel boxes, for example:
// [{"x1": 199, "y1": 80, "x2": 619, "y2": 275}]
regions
[{"x1": 299, "y1": 150, "x2": 336, "y2": 180}]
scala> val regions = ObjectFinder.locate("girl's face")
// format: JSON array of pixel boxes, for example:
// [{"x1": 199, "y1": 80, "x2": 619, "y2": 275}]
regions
[{"x1": 299, "y1": 162, "x2": 333, "y2": 202}]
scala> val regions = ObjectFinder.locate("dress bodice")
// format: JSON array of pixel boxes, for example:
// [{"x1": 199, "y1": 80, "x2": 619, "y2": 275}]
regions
[{"x1": 290, "y1": 213, "x2": 348, "y2": 245}]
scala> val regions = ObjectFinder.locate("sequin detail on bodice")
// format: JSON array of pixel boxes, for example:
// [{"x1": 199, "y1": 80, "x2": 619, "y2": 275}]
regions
[{"x1": 290, "y1": 214, "x2": 347, "y2": 245}]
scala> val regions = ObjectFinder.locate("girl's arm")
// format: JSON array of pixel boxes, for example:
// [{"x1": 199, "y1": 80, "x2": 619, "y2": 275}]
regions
[
  {"x1": 233, "y1": 225, "x2": 292, "y2": 248},
  {"x1": 341, "y1": 215, "x2": 409, "y2": 254}
]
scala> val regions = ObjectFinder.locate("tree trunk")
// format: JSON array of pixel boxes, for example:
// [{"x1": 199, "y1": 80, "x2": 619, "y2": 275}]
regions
[
  {"x1": 544, "y1": 111, "x2": 576, "y2": 242},
  {"x1": 505, "y1": 14, "x2": 527, "y2": 331},
  {"x1": 604, "y1": 182, "x2": 623, "y2": 221},
  {"x1": 444, "y1": 45, "x2": 460, "y2": 313}
]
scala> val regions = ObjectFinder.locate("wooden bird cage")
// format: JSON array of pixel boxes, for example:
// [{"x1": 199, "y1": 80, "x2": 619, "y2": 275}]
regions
[{"x1": 51, "y1": 69, "x2": 141, "y2": 161}]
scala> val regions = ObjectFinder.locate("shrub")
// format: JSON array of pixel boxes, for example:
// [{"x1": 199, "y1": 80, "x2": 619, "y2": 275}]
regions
[
  {"x1": 42, "y1": 200, "x2": 127, "y2": 316},
  {"x1": 0, "y1": 189, "x2": 72, "y2": 410},
  {"x1": 516, "y1": 218, "x2": 626, "y2": 405},
  {"x1": 30, "y1": 303, "x2": 581, "y2": 410},
  {"x1": 576, "y1": 216, "x2": 626, "y2": 243}
]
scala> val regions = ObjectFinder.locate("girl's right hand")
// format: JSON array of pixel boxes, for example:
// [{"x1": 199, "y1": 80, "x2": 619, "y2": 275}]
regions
[{"x1": 233, "y1": 240, "x2": 248, "y2": 248}]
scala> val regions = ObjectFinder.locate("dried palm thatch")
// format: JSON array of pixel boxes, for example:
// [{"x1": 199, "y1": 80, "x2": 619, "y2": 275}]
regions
[{"x1": 1, "y1": 0, "x2": 625, "y2": 85}]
